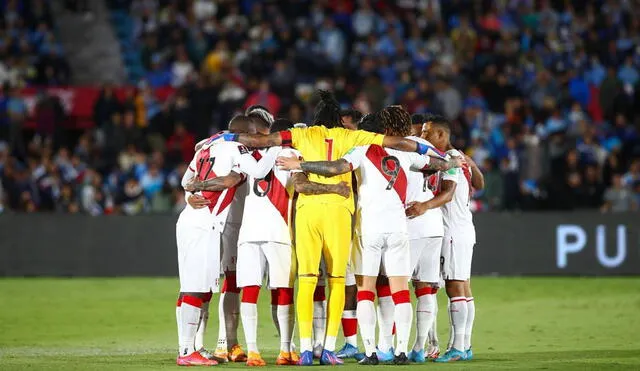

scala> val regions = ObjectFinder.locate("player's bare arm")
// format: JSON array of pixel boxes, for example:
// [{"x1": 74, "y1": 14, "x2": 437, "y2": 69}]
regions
[
  {"x1": 420, "y1": 157, "x2": 464, "y2": 174},
  {"x1": 464, "y1": 154, "x2": 485, "y2": 190},
  {"x1": 291, "y1": 173, "x2": 351, "y2": 198},
  {"x1": 405, "y1": 179, "x2": 457, "y2": 219},
  {"x1": 235, "y1": 132, "x2": 283, "y2": 148},
  {"x1": 187, "y1": 172, "x2": 243, "y2": 192}
]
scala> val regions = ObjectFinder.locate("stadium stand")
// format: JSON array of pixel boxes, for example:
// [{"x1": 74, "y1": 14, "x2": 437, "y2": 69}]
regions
[{"x1": 0, "y1": 0, "x2": 639, "y2": 214}]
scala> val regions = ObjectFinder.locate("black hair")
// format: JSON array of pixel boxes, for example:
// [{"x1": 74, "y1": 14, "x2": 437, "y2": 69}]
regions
[
  {"x1": 340, "y1": 109, "x2": 363, "y2": 123},
  {"x1": 411, "y1": 113, "x2": 425, "y2": 125},
  {"x1": 358, "y1": 113, "x2": 384, "y2": 134},
  {"x1": 228, "y1": 115, "x2": 254, "y2": 132},
  {"x1": 245, "y1": 104, "x2": 274, "y2": 128},
  {"x1": 378, "y1": 105, "x2": 411, "y2": 137},
  {"x1": 270, "y1": 118, "x2": 294, "y2": 133},
  {"x1": 423, "y1": 113, "x2": 450, "y2": 133},
  {"x1": 312, "y1": 90, "x2": 342, "y2": 128}
]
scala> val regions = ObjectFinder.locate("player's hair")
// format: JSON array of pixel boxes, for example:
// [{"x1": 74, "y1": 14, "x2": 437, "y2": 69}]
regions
[
  {"x1": 228, "y1": 114, "x2": 254, "y2": 131},
  {"x1": 378, "y1": 105, "x2": 411, "y2": 137},
  {"x1": 358, "y1": 112, "x2": 384, "y2": 134},
  {"x1": 312, "y1": 90, "x2": 342, "y2": 128},
  {"x1": 270, "y1": 118, "x2": 294, "y2": 133},
  {"x1": 424, "y1": 113, "x2": 450, "y2": 133},
  {"x1": 411, "y1": 113, "x2": 425, "y2": 125},
  {"x1": 246, "y1": 104, "x2": 274, "y2": 128},
  {"x1": 340, "y1": 109, "x2": 363, "y2": 123}
]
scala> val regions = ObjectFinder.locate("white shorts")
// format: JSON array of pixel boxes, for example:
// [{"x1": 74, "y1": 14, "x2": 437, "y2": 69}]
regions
[
  {"x1": 221, "y1": 222, "x2": 240, "y2": 272},
  {"x1": 354, "y1": 233, "x2": 411, "y2": 277},
  {"x1": 411, "y1": 237, "x2": 443, "y2": 283},
  {"x1": 176, "y1": 220, "x2": 221, "y2": 293},
  {"x1": 345, "y1": 262, "x2": 356, "y2": 286},
  {"x1": 236, "y1": 242, "x2": 296, "y2": 288},
  {"x1": 441, "y1": 234, "x2": 474, "y2": 281}
]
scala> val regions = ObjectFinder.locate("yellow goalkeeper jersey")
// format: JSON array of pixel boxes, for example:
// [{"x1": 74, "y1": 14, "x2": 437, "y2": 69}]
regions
[{"x1": 281, "y1": 125, "x2": 384, "y2": 213}]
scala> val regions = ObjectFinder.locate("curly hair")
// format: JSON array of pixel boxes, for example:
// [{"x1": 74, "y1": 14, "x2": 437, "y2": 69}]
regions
[
  {"x1": 378, "y1": 105, "x2": 411, "y2": 137},
  {"x1": 312, "y1": 90, "x2": 342, "y2": 128}
]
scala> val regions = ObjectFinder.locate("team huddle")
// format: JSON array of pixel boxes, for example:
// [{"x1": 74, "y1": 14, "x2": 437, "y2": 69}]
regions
[{"x1": 173, "y1": 91, "x2": 483, "y2": 367}]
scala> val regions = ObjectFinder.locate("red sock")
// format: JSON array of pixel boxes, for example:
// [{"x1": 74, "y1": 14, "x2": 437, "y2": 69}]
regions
[
  {"x1": 278, "y1": 288, "x2": 294, "y2": 305},
  {"x1": 314, "y1": 285, "x2": 326, "y2": 302},
  {"x1": 222, "y1": 272, "x2": 241, "y2": 294},
  {"x1": 241, "y1": 285, "x2": 260, "y2": 304}
]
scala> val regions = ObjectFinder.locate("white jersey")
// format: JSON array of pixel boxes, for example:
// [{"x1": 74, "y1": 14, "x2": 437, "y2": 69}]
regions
[
  {"x1": 405, "y1": 136, "x2": 444, "y2": 239},
  {"x1": 343, "y1": 144, "x2": 432, "y2": 235},
  {"x1": 238, "y1": 147, "x2": 302, "y2": 245},
  {"x1": 179, "y1": 141, "x2": 275, "y2": 229},
  {"x1": 440, "y1": 149, "x2": 476, "y2": 242}
]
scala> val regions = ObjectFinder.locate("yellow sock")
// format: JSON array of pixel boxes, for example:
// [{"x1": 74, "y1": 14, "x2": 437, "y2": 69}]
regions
[
  {"x1": 297, "y1": 276, "x2": 317, "y2": 352},
  {"x1": 325, "y1": 276, "x2": 346, "y2": 351}
]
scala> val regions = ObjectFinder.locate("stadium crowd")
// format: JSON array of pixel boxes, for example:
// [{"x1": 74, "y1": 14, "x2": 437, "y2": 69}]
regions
[{"x1": 1, "y1": 0, "x2": 640, "y2": 214}]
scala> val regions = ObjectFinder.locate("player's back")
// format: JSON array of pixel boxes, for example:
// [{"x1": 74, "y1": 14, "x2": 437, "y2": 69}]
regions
[
  {"x1": 441, "y1": 149, "x2": 474, "y2": 237},
  {"x1": 348, "y1": 144, "x2": 414, "y2": 235},
  {"x1": 194, "y1": 141, "x2": 244, "y2": 226},
  {"x1": 238, "y1": 147, "x2": 299, "y2": 245},
  {"x1": 287, "y1": 125, "x2": 383, "y2": 213},
  {"x1": 405, "y1": 136, "x2": 444, "y2": 239}
]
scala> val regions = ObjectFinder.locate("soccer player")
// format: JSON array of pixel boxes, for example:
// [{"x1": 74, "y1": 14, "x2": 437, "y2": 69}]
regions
[
  {"x1": 236, "y1": 117, "x2": 351, "y2": 366},
  {"x1": 421, "y1": 119, "x2": 478, "y2": 363},
  {"x1": 277, "y1": 106, "x2": 462, "y2": 365},
  {"x1": 340, "y1": 109, "x2": 363, "y2": 130},
  {"x1": 213, "y1": 106, "x2": 275, "y2": 363},
  {"x1": 213, "y1": 91, "x2": 444, "y2": 366},
  {"x1": 410, "y1": 113, "x2": 425, "y2": 137},
  {"x1": 175, "y1": 115, "x2": 269, "y2": 366}
]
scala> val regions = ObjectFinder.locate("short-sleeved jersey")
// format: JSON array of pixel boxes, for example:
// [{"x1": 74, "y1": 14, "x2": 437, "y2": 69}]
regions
[
  {"x1": 281, "y1": 125, "x2": 384, "y2": 213},
  {"x1": 440, "y1": 149, "x2": 475, "y2": 241},
  {"x1": 182, "y1": 141, "x2": 271, "y2": 229},
  {"x1": 405, "y1": 136, "x2": 444, "y2": 239},
  {"x1": 238, "y1": 147, "x2": 302, "y2": 245},
  {"x1": 343, "y1": 144, "x2": 431, "y2": 235}
]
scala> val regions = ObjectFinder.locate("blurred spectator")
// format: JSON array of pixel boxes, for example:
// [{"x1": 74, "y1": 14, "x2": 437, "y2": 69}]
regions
[
  {"x1": 166, "y1": 123, "x2": 195, "y2": 165},
  {"x1": 93, "y1": 86, "x2": 121, "y2": 128},
  {"x1": 601, "y1": 174, "x2": 633, "y2": 212}
]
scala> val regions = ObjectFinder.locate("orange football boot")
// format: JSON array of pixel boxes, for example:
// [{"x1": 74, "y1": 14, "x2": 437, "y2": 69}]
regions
[{"x1": 228, "y1": 344, "x2": 248, "y2": 362}]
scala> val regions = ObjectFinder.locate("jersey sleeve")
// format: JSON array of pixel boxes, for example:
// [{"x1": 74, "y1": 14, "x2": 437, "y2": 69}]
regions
[
  {"x1": 234, "y1": 143, "x2": 277, "y2": 178},
  {"x1": 285, "y1": 127, "x2": 310, "y2": 149},
  {"x1": 181, "y1": 156, "x2": 198, "y2": 187},
  {"x1": 343, "y1": 128, "x2": 384, "y2": 149},
  {"x1": 279, "y1": 148, "x2": 303, "y2": 173},
  {"x1": 342, "y1": 146, "x2": 367, "y2": 170},
  {"x1": 408, "y1": 153, "x2": 431, "y2": 172}
]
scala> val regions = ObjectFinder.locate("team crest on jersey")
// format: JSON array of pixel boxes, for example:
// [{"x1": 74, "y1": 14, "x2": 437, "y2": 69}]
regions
[{"x1": 237, "y1": 145, "x2": 249, "y2": 154}]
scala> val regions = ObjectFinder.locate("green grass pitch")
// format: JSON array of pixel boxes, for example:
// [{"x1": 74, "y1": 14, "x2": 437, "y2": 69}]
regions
[{"x1": 1, "y1": 277, "x2": 639, "y2": 370}]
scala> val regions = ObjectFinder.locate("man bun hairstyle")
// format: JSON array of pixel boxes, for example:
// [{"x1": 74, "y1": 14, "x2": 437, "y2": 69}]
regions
[{"x1": 312, "y1": 90, "x2": 342, "y2": 128}]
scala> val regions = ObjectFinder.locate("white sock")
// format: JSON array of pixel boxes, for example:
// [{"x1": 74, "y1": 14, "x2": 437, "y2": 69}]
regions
[
  {"x1": 412, "y1": 293, "x2": 436, "y2": 352},
  {"x1": 447, "y1": 299, "x2": 454, "y2": 351},
  {"x1": 377, "y1": 295, "x2": 395, "y2": 351},
  {"x1": 465, "y1": 298, "x2": 475, "y2": 350},
  {"x1": 356, "y1": 293, "x2": 377, "y2": 357},
  {"x1": 277, "y1": 304, "x2": 294, "y2": 352},
  {"x1": 217, "y1": 292, "x2": 227, "y2": 351},
  {"x1": 300, "y1": 337, "x2": 313, "y2": 353},
  {"x1": 342, "y1": 310, "x2": 358, "y2": 346},
  {"x1": 195, "y1": 300, "x2": 209, "y2": 350},
  {"x1": 312, "y1": 298, "x2": 326, "y2": 349},
  {"x1": 179, "y1": 297, "x2": 202, "y2": 356},
  {"x1": 449, "y1": 297, "x2": 468, "y2": 351},
  {"x1": 428, "y1": 294, "x2": 439, "y2": 347},
  {"x1": 223, "y1": 292, "x2": 240, "y2": 347},
  {"x1": 240, "y1": 302, "x2": 259, "y2": 353},
  {"x1": 324, "y1": 335, "x2": 337, "y2": 352},
  {"x1": 392, "y1": 292, "x2": 412, "y2": 355},
  {"x1": 176, "y1": 299, "x2": 182, "y2": 350}
]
